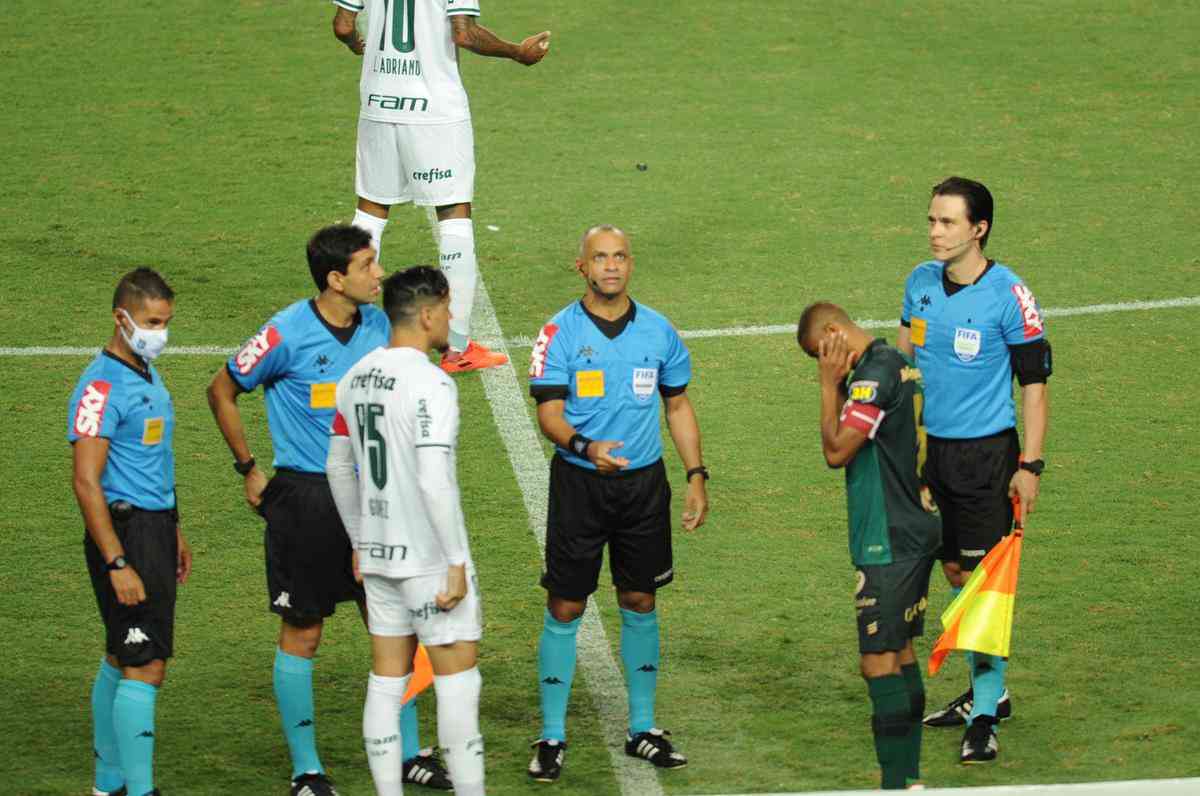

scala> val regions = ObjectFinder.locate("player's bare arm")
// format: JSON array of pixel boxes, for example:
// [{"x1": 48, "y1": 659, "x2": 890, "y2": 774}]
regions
[
  {"x1": 535, "y1": 398, "x2": 630, "y2": 472},
  {"x1": 450, "y1": 15, "x2": 550, "y2": 65},
  {"x1": 817, "y1": 333, "x2": 869, "y2": 468},
  {"x1": 205, "y1": 367, "x2": 268, "y2": 509},
  {"x1": 664, "y1": 391, "x2": 709, "y2": 531},
  {"x1": 332, "y1": 7, "x2": 364, "y2": 55},
  {"x1": 73, "y1": 437, "x2": 146, "y2": 606},
  {"x1": 896, "y1": 324, "x2": 914, "y2": 357},
  {"x1": 1009, "y1": 381, "x2": 1048, "y2": 521}
]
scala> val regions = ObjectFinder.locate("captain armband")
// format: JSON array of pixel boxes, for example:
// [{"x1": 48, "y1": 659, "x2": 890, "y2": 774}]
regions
[{"x1": 1009, "y1": 338, "x2": 1052, "y2": 386}]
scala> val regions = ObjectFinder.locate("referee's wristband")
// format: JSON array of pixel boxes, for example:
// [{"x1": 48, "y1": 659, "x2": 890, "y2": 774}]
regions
[
  {"x1": 686, "y1": 466, "x2": 710, "y2": 482},
  {"x1": 568, "y1": 433, "x2": 593, "y2": 458}
]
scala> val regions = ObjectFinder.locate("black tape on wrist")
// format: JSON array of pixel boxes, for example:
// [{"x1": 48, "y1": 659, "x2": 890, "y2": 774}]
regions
[{"x1": 568, "y1": 433, "x2": 593, "y2": 458}]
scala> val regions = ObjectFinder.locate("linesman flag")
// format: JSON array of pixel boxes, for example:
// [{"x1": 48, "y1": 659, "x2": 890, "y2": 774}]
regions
[
  {"x1": 403, "y1": 644, "x2": 434, "y2": 704},
  {"x1": 928, "y1": 497, "x2": 1025, "y2": 676}
]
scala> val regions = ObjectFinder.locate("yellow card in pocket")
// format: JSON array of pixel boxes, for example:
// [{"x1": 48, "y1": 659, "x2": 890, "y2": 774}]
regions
[
  {"x1": 910, "y1": 317, "x2": 927, "y2": 347},
  {"x1": 310, "y1": 382, "x2": 337, "y2": 409},
  {"x1": 142, "y1": 417, "x2": 164, "y2": 446},
  {"x1": 575, "y1": 370, "x2": 605, "y2": 398}
]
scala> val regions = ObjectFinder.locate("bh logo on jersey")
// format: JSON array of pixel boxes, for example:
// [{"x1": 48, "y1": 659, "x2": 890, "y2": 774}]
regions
[
  {"x1": 235, "y1": 326, "x2": 282, "y2": 375},
  {"x1": 529, "y1": 324, "x2": 559, "y2": 378},
  {"x1": 954, "y1": 328, "x2": 982, "y2": 362},
  {"x1": 1011, "y1": 284, "x2": 1044, "y2": 339},
  {"x1": 74, "y1": 381, "x2": 113, "y2": 437}
]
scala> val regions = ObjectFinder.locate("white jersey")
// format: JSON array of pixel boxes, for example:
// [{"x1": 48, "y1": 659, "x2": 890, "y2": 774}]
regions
[
  {"x1": 332, "y1": 346, "x2": 472, "y2": 578},
  {"x1": 333, "y1": 0, "x2": 480, "y2": 125}
]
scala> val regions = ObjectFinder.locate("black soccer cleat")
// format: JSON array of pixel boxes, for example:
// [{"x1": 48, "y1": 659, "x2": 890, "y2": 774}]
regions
[
  {"x1": 960, "y1": 716, "x2": 999, "y2": 764},
  {"x1": 291, "y1": 772, "x2": 340, "y2": 796},
  {"x1": 625, "y1": 728, "x2": 688, "y2": 769},
  {"x1": 528, "y1": 739, "x2": 567, "y2": 782},
  {"x1": 403, "y1": 747, "x2": 453, "y2": 790},
  {"x1": 92, "y1": 788, "x2": 127, "y2": 796},
  {"x1": 924, "y1": 687, "x2": 1011, "y2": 727}
]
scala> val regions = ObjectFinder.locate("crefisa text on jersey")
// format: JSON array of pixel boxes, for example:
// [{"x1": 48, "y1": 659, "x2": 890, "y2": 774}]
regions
[{"x1": 349, "y1": 367, "x2": 397, "y2": 391}]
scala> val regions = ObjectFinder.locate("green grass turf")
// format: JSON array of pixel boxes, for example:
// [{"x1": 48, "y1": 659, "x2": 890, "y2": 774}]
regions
[{"x1": 3, "y1": 0, "x2": 1199, "y2": 793}]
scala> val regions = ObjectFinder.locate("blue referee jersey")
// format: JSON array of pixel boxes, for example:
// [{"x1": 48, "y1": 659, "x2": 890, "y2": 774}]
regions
[
  {"x1": 228, "y1": 299, "x2": 390, "y2": 473},
  {"x1": 529, "y1": 300, "x2": 691, "y2": 471},
  {"x1": 901, "y1": 260, "x2": 1046, "y2": 439},
  {"x1": 67, "y1": 351, "x2": 176, "y2": 510}
]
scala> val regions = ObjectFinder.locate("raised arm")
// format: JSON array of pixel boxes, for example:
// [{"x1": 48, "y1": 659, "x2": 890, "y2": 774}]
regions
[
  {"x1": 450, "y1": 15, "x2": 550, "y2": 64},
  {"x1": 817, "y1": 335, "x2": 870, "y2": 469}
]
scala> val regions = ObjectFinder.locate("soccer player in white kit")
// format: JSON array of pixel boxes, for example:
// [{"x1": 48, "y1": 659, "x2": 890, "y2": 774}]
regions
[
  {"x1": 330, "y1": 0, "x2": 550, "y2": 374},
  {"x1": 327, "y1": 266, "x2": 485, "y2": 796}
]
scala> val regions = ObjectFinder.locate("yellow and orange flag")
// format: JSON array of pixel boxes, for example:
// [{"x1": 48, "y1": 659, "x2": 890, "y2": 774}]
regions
[
  {"x1": 403, "y1": 644, "x2": 434, "y2": 704},
  {"x1": 928, "y1": 497, "x2": 1025, "y2": 676}
]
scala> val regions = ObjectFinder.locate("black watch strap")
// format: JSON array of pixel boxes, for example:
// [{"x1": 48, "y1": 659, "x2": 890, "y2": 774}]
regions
[
  {"x1": 686, "y1": 466, "x2": 710, "y2": 482},
  {"x1": 234, "y1": 456, "x2": 256, "y2": 476},
  {"x1": 105, "y1": 555, "x2": 128, "y2": 572},
  {"x1": 568, "y1": 434, "x2": 593, "y2": 458},
  {"x1": 1019, "y1": 459, "x2": 1045, "y2": 476}
]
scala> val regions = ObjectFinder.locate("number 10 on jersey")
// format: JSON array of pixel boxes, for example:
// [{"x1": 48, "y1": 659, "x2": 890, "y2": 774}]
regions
[
  {"x1": 354, "y1": 403, "x2": 388, "y2": 489},
  {"x1": 376, "y1": 0, "x2": 416, "y2": 53}
]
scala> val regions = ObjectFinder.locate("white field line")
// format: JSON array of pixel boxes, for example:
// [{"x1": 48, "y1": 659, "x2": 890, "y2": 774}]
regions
[
  {"x1": 3, "y1": 295, "x2": 1197, "y2": 358},
  {"x1": 468, "y1": 280, "x2": 662, "y2": 796},
  {"x1": 693, "y1": 775, "x2": 1200, "y2": 796}
]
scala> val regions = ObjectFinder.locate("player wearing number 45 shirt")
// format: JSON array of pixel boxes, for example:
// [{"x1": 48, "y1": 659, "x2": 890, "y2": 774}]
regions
[
  {"x1": 206, "y1": 226, "x2": 450, "y2": 795},
  {"x1": 330, "y1": 0, "x2": 551, "y2": 373},
  {"x1": 896, "y1": 177, "x2": 1052, "y2": 764},
  {"x1": 69, "y1": 268, "x2": 193, "y2": 796},
  {"x1": 526, "y1": 226, "x2": 709, "y2": 782},
  {"x1": 326, "y1": 266, "x2": 486, "y2": 796}
]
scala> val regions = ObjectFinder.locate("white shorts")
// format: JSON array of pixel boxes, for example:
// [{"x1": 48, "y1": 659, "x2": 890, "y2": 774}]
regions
[
  {"x1": 356, "y1": 118, "x2": 476, "y2": 207},
  {"x1": 363, "y1": 569, "x2": 483, "y2": 645}
]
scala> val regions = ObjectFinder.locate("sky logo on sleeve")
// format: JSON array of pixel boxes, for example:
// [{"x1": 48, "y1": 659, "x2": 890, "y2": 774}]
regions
[
  {"x1": 235, "y1": 326, "x2": 282, "y2": 375},
  {"x1": 1011, "y1": 284, "x2": 1044, "y2": 338},
  {"x1": 529, "y1": 323, "x2": 559, "y2": 378},
  {"x1": 74, "y1": 380, "x2": 112, "y2": 437}
]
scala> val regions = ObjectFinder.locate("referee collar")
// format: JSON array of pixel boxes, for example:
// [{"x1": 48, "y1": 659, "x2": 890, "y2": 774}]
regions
[
  {"x1": 580, "y1": 299, "x2": 636, "y2": 340},
  {"x1": 102, "y1": 349, "x2": 152, "y2": 384},
  {"x1": 308, "y1": 299, "x2": 362, "y2": 345},
  {"x1": 942, "y1": 259, "x2": 995, "y2": 297}
]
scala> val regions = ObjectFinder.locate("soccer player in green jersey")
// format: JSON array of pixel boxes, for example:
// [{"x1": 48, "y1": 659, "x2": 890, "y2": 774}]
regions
[{"x1": 798, "y1": 301, "x2": 940, "y2": 790}]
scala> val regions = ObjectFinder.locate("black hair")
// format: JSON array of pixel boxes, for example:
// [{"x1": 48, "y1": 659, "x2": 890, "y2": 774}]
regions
[
  {"x1": 796, "y1": 300, "x2": 849, "y2": 355},
  {"x1": 306, "y1": 224, "x2": 373, "y2": 291},
  {"x1": 931, "y1": 176, "x2": 994, "y2": 249},
  {"x1": 383, "y1": 266, "x2": 449, "y2": 326},
  {"x1": 112, "y1": 267, "x2": 175, "y2": 310}
]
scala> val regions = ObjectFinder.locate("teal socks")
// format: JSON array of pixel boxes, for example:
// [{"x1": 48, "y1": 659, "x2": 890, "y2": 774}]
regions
[
  {"x1": 868, "y1": 674, "x2": 911, "y2": 790},
  {"x1": 274, "y1": 648, "x2": 324, "y2": 778},
  {"x1": 91, "y1": 659, "x2": 124, "y2": 793},
  {"x1": 400, "y1": 697, "x2": 421, "y2": 760},
  {"x1": 113, "y1": 679, "x2": 157, "y2": 796},
  {"x1": 969, "y1": 653, "x2": 1008, "y2": 725},
  {"x1": 620, "y1": 608, "x2": 659, "y2": 735},
  {"x1": 538, "y1": 610, "x2": 580, "y2": 742}
]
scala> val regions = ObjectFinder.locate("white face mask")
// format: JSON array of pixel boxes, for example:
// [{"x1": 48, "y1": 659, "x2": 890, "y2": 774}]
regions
[{"x1": 120, "y1": 309, "x2": 169, "y2": 361}]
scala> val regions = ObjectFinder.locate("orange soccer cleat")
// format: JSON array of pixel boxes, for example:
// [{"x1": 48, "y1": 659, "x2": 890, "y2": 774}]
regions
[{"x1": 439, "y1": 340, "x2": 509, "y2": 374}]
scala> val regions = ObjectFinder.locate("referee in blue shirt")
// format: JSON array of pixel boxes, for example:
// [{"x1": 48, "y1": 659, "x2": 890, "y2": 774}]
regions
[
  {"x1": 525, "y1": 225, "x2": 709, "y2": 782},
  {"x1": 206, "y1": 225, "x2": 449, "y2": 794},
  {"x1": 897, "y1": 178, "x2": 1051, "y2": 764},
  {"x1": 69, "y1": 268, "x2": 193, "y2": 796}
]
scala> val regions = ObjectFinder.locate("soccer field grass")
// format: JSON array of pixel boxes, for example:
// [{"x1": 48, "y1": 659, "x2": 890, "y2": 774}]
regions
[{"x1": 3, "y1": 1, "x2": 1199, "y2": 794}]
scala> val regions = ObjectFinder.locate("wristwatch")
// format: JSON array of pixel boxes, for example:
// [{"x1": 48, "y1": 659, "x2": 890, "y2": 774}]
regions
[
  {"x1": 686, "y1": 466, "x2": 710, "y2": 482},
  {"x1": 233, "y1": 456, "x2": 256, "y2": 476},
  {"x1": 1019, "y1": 459, "x2": 1045, "y2": 477},
  {"x1": 105, "y1": 555, "x2": 128, "y2": 572}
]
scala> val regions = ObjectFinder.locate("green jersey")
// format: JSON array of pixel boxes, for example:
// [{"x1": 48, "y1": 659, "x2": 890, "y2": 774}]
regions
[{"x1": 840, "y1": 339, "x2": 940, "y2": 566}]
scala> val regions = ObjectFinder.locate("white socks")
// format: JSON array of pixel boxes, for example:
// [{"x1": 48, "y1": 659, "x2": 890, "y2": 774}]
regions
[
  {"x1": 435, "y1": 667, "x2": 484, "y2": 796},
  {"x1": 437, "y1": 218, "x2": 477, "y2": 352},
  {"x1": 354, "y1": 209, "x2": 389, "y2": 262},
  {"x1": 363, "y1": 672, "x2": 410, "y2": 796}
]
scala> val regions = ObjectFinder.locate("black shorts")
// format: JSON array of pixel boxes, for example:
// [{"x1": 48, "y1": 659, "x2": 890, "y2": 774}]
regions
[
  {"x1": 541, "y1": 455, "x2": 673, "y2": 600},
  {"x1": 925, "y1": 428, "x2": 1020, "y2": 570},
  {"x1": 855, "y1": 556, "x2": 935, "y2": 654},
  {"x1": 260, "y1": 468, "x2": 364, "y2": 622},
  {"x1": 85, "y1": 506, "x2": 178, "y2": 667}
]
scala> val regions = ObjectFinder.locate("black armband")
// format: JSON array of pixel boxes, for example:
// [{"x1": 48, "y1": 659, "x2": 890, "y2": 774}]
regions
[
  {"x1": 530, "y1": 384, "x2": 569, "y2": 404},
  {"x1": 1009, "y1": 338, "x2": 1052, "y2": 386},
  {"x1": 568, "y1": 433, "x2": 593, "y2": 458},
  {"x1": 659, "y1": 383, "x2": 687, "y2": 398}
]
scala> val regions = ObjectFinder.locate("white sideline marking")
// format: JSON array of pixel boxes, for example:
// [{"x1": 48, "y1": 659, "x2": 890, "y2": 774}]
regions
[
  {"x1": 468, "y1": 279, "x2": 662, "y2": 796},
  {"x1": 693, "y1": 776, "x2": 1200, "y2": 796},
  {"x1": 4, "y1": 295, "x2": 1197, "y2": 357}
]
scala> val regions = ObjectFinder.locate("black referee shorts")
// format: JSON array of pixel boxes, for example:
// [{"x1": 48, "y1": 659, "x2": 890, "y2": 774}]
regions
[
  {"x1": 85, "y1": 506, "x2": 178, "y2": 667},
  {"x1": 260, "y1": 468, "x2": 364, "y2": 623},
  {"x1": 925, "y1": 428, "x2": 1020, "y2": 571},
  {"x1": 541, "y1": 454, "x2": 674, "y2": 600}
]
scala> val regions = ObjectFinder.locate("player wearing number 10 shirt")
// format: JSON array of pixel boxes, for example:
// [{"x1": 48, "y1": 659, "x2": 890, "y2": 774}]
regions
[{"x1": 330, "y1": 0, "x2": 551, "y2": 373}]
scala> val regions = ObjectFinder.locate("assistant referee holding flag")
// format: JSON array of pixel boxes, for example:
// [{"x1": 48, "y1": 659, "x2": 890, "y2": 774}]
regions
[
  {"x1": 69, "y1": 268, "x2": 193, "y2": 796},
  {"x1": 526, "y1": 225, "x2": 709, "y2": 782},
  {"x1": 896, "y1": 177, "x2": 1052, "y2": 764}
]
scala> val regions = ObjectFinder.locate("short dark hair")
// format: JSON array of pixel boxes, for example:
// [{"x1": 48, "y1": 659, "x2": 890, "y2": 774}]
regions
[
  {"x1": 306, "y1": 224, "x2": 373, "y2": 291},
  {"x1": 112, "y1": 267, "x2": 174, "y2": 311},
  {"x1": 796, "y1": 300, "x2": 850, "y2": 354},
  {"x1": 931, "y1": 176, "x2": 994, "y2": 249},
  {"x1": 383, "y1": 266, "x2": 449, "y2": 326}
]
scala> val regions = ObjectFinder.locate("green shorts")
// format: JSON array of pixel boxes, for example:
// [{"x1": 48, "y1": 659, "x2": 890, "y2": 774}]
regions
[{"x1": 855, "y1": 555, "x2": 935, "y2": 654}]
